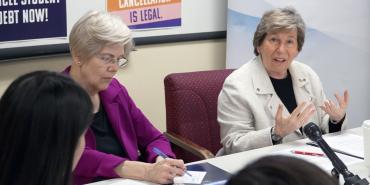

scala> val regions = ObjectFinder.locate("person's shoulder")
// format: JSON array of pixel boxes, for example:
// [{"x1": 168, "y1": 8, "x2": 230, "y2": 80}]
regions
[
  {"x1": 226, "y1": 57, "x2": 256, "y2": 83},
  {"x1": 291, "y1": 61, "x2": 321, "y2": 82},
  {"x1": 292, "y1": 61, "x2": 318, "y2": 75},
  {"x1": 107, "y1": 78, "x2": 127, "y2": 91},
  {"x1": 100, "y1": 78, "x2": 129, "y2": 99}
]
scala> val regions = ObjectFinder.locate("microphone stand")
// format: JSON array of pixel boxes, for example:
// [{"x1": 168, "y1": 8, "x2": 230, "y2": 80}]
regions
[
  {"x1": 314, "y1": 138, "x2": 368, "y2": 185},
  {"x1": 304, "y1": 122, "x2": 368, "y2": 185}
]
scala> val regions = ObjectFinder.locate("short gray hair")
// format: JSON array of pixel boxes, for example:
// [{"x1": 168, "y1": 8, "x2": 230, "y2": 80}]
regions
[
  {"x1": 253, "y1": 7, "x2": 306, "y2": 56},
  {"x1": 69, "y1": 10, "x2": 134, "y2": 61}
]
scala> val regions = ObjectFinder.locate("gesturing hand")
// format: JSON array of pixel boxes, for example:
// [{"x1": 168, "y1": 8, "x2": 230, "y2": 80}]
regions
[
  {"x1": 275, "y1": 102, "x2": 316, "y2": 137},
  {"x1": 146, "y1": 158, "x2": 185, "y2": 184},
  {"x1": 320, "y1": 90, "x2": 349, "y2": 123}
]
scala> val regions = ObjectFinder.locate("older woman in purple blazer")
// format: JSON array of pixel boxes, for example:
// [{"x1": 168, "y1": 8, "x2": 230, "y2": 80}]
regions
[{"x1": 65, "y1": 11, "x2": 185, "y2": 185}]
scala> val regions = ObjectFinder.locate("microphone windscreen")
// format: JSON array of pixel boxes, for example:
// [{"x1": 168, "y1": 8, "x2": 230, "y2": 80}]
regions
[{"x1": 303, "y1": 122, "x2": 322, "y2": 141}]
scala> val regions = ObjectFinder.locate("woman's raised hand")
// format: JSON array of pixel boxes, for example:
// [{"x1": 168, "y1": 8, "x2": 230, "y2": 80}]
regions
[{"x1": 320, "y1": 90, "x2": 349, "y2": 123}]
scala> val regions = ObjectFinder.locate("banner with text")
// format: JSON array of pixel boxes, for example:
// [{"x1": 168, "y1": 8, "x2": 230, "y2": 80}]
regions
[
  {"x1": 0, "y1": 0, "x2": 66, "y2": 42},
  {"x1": 107, "y1": 0, "x2": 181, "y2": 30}
]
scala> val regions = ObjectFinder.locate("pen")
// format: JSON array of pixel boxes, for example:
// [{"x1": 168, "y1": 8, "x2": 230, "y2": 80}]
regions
[
  {"x1": 152, "y1": 147, "x2": 192, "y2": 177},
  {"x1": 291, "y1": 150, "x2": 325, "y2": 157}
]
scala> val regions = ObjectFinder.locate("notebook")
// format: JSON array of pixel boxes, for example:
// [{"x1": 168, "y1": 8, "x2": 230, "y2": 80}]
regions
[{"x1": 180, "y1": 162, "x2": 231, "y2": 185}]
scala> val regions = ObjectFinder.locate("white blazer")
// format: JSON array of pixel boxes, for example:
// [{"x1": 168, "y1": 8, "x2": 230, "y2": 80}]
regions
[{"x1": 217, "y1": 56, "x2": 346, "y2": 155}]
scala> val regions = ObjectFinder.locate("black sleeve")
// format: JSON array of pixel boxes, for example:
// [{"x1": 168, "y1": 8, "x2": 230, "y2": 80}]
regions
[{"x1": 328, "y1": 114, "x2": 346, "y2": 133}]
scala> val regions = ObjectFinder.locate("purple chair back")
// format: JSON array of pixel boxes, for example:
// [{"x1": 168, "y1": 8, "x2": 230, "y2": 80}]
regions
[{"x1": 164, "y1": 69, "x2": 234, "y2": 162}]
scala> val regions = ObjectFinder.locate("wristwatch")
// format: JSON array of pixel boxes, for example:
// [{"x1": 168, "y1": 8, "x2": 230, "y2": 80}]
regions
[{"x1": 271, "y1": 126, "x2": 283, "y2": 144}]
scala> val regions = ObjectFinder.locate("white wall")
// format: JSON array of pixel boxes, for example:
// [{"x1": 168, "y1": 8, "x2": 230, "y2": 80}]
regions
[{"x1": 0, "y1": 39, "x2": 226, "y2": 131}]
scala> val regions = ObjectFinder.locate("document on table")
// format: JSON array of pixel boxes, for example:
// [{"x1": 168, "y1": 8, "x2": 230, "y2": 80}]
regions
[
  {"x1": 323, "y1": 133, "x2": 364, "y2": 158},
  {"x1": 109, "y1": 180, "x2": 155, "y2": 185},
  {"x1": 88, "y1": 178, "x2": 156, "y2": 185},
  {"x1": 174, "y1": 171, "x2": 207, "y2": 184},
  {"x1": 92, "y1": 171, "x2": 206, "y2": 185},
  {"x1": 274, "y1": 145, "x2": 363, "y2": 171}
]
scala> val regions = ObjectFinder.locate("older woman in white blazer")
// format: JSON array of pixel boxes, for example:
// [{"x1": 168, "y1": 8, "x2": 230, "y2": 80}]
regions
[{"x1": 217, "y1": 7, "x2": 349, "y2": 155}]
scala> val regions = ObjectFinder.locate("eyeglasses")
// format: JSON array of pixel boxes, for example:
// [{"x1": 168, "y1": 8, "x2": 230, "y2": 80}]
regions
[{"x1": 96, "y1": 53, "x2": 128, "y2": 68}]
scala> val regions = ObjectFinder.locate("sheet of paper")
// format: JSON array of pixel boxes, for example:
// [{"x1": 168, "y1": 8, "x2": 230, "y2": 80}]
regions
[
  {"x1": 204, "y1": 180, "x2": 228, "y2": 185},
  {"x1": 108, "y1": 179, "x2": 155, "y2": 185},
  {"x1": 273, "y1": 145, "x2": 363, "y2": 171},
  {"x1": 323, "y1": 133, "x2": 364, "y2": 158},
  {"x1": 87, "y1": 178, "x2": 156, "y2": 185},
  {"x1": 173, "y1": 171, "x2": 207, "y2": 184}
]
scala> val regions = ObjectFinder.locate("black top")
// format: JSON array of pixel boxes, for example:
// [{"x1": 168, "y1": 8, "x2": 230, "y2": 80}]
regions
[
  {"x1": 91, "y1": 103, "x2": 126, "y2": 157},
  {"x1": 270, "y1": 71, "x2": 342, "y2": 133},
  {"x1": 270, "y1": 72, "x2": 301, "y2": 136},
  {"x1": 270, "y1": 72, "x2": 297, "y2": 113}
]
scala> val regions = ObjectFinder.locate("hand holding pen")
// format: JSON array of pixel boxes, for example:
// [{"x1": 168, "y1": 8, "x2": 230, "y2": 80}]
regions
[{"x1": 153, "y1": 147, "x2": 192, "y2": 177}]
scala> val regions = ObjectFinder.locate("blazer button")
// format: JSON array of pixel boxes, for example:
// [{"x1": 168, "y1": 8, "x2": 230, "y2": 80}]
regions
[{"x1": 256, "y1": 88, "x2": 260, "y2": 92}]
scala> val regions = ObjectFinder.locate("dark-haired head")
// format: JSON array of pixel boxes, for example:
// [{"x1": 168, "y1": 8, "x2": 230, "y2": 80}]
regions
[
  {"x1": 0, "y1": 71, "x2": 93, "y2": 185},
  {"x1": 227, "y1": 155, "x2": 338, "y2": 185}
]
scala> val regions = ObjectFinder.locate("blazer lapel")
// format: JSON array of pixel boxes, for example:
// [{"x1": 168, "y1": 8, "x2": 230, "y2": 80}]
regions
[
  {"x1": 252, "y1": 58, "x2": 312, "y2": 136},
  {"x1": 289, "y1": 61, "x2": 316, "y2": 121},
  {"x1": 100, "y1": 86, "x2": 138, "y2": 160},
  {"x1": 251, "y1": 58, "x2": 290, "y2": 122},
  {"x1": 289, "y1": 62, "x2": 316, "y2": 125}
]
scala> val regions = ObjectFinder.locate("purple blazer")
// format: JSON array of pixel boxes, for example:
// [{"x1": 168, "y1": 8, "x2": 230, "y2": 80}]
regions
[{"x1": 63, "y1": 67, "x2": 175, "y2": 185}]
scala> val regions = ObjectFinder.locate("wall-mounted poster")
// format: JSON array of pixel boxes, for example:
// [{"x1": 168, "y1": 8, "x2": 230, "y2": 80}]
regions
[
  {"x1": 0, "y1": 0, "x2": 67, "y2": 42},
  {"x1": 107, "y1": 0, "x2": 181, "y2": 30},
  {"x1": 0, "y1": 0, "x2": 225, "y2": 60}
]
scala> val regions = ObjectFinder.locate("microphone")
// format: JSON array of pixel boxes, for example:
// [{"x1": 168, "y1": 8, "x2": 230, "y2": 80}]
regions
[{"x1": 303, "y1": 122, "x2": 369, "y2": 185}]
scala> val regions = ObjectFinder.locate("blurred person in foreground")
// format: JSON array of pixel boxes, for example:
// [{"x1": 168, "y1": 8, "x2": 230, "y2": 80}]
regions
[
  {"x1": 0, "y1": 71, "x2": 93, "y2": 185},
  {"x1": 226, "y1": 155, "x2": 338, "y2": 185}
]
